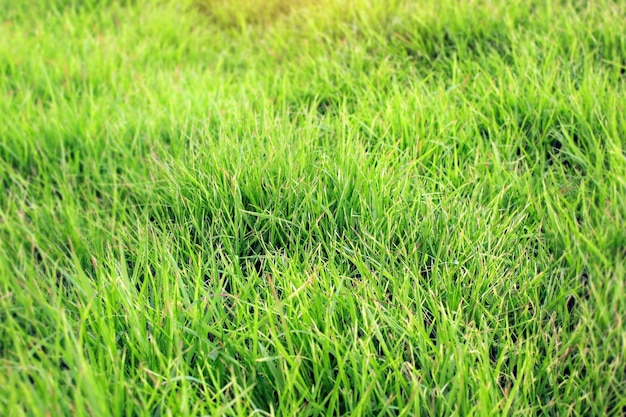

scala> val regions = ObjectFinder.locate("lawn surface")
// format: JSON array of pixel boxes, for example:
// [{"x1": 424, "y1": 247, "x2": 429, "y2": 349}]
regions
[{"x1": 1, "y1": 0, "x2": 625, "y2": 415}]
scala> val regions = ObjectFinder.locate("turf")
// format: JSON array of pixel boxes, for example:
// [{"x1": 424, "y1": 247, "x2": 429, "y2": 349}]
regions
[{"x1": 1, "y1": 0, "x2": 625, "y2": 415}]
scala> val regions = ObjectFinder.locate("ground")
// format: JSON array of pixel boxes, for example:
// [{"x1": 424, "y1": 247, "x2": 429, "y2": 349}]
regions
[{"x1": 0, "y1": 0, "x2": 625, "y2": 415}]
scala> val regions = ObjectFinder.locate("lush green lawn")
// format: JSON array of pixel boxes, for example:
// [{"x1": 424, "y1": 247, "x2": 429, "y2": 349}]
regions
[{"x1": 1, "y1": 0, "x2": 625, "y2": 415}]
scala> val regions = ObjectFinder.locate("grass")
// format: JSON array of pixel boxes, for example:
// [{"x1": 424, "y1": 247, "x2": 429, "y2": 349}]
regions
[{"x1": 1, "y1": 0, "x2": 625, "y2": 415}]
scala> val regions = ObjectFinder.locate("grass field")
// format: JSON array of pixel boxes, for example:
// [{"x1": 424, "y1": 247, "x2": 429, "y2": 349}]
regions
[{"x1": 1, "y1": 0, "x2": 625, "y2": 415}]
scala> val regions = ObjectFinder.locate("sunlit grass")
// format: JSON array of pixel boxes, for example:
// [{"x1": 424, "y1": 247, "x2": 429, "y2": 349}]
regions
[{"x1": 1, "y1": 0, "x2": 625, "y2": 415}]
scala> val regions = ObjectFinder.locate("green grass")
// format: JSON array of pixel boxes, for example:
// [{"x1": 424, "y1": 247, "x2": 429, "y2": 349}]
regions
[{"x1": 1, "y1": 0, "x2": 625, "y2": 415}]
